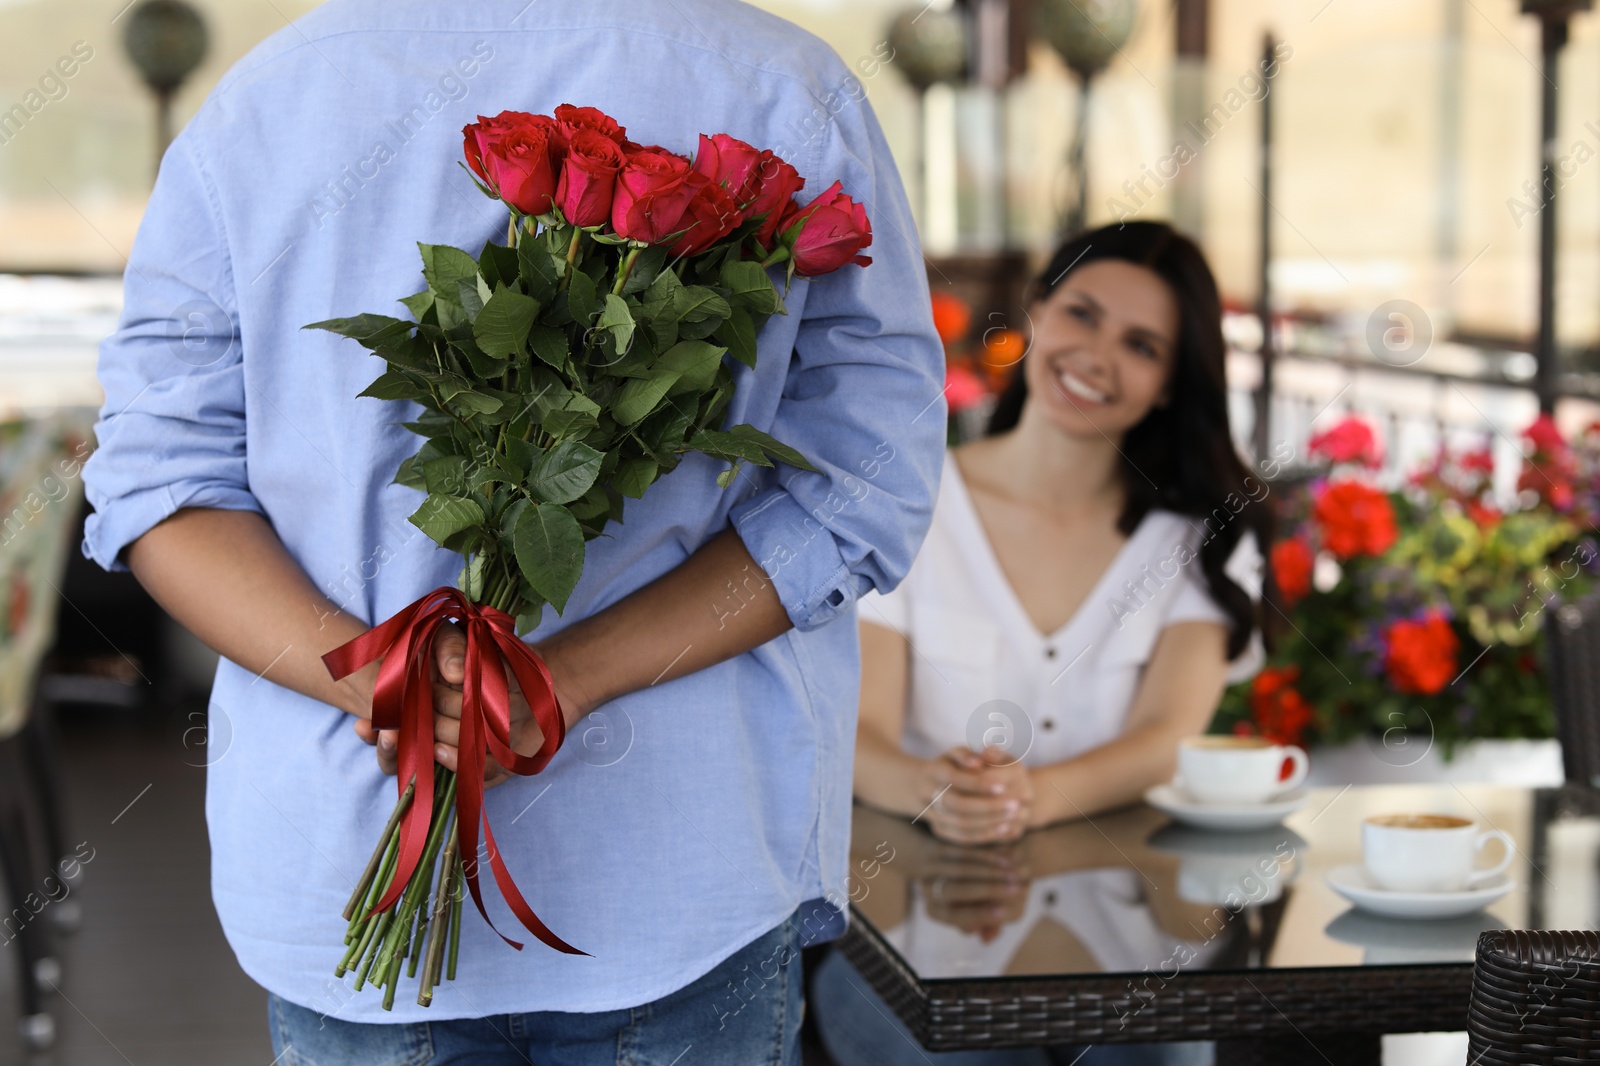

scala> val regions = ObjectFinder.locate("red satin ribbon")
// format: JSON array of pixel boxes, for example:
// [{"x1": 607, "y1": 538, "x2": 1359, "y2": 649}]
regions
[{"x1": 323, "y1": 586, "x2": 586, "y2": 956}]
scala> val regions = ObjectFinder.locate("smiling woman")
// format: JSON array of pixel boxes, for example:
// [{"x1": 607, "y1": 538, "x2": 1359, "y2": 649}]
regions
[{"x1": 819, "y1": 220, "x2": 1270, "y2": 1066}]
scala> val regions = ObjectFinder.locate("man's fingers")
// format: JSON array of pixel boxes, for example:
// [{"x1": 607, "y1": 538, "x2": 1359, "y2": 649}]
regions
[
  {"x1": 432, "y1": 679, "x2": 464, "y2": 722},
  {"x1": 353, "y1": 718, "x2": 378, "y2": 746},
  {"x1": 434, "y1": 625, "x2": 467, "y2": 686}
]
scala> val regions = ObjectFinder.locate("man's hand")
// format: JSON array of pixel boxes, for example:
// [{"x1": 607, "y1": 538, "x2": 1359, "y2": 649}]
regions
[
  {"x1": 921, "y1": 747, "x2": 1034, "y2": 845},
  {"x1": 352, "y1": 625, "x2": 562, "y2": 788}
]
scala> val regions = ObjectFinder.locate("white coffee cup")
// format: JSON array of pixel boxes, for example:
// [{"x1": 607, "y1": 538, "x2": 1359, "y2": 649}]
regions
[
  {"x1": 1176, "y1": 736, "x2": 1309, "y2": 805},
  {"x1": 1362, "y1": 813, "x2": 1514, "y2": 893}
]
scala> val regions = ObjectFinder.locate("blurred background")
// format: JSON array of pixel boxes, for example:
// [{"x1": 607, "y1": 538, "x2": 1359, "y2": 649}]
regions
[{"x1": 4, "y1": 0, "x2": 1600, "y2": 1063}]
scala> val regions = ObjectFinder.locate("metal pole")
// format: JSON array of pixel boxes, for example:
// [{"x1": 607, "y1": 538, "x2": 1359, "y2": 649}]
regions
[
  {"x1": 1534, "y1": 17, "x2": 1565, "y2": 414},
  {"x1": 1252, "y1": 32, "x2": 1277, "y2": 464}
]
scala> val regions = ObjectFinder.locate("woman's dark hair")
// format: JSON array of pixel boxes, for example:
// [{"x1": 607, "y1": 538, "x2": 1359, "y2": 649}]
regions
[{"x1": 987, "y1": 220, "x2": 1271, "y2": 660}]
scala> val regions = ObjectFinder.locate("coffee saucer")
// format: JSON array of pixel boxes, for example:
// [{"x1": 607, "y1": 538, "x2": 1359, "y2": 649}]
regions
[
  {"x1": 1144, "y1": 782, "x2": 1309, "y2": 832},
  {"x1": 1324, "y1": 863, "x2": 1514, "y2": 920}
]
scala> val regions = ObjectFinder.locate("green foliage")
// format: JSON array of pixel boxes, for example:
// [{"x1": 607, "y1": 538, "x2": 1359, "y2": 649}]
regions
[{"x1": 307, "y1": 223, "x2": 811, "y2": 633}]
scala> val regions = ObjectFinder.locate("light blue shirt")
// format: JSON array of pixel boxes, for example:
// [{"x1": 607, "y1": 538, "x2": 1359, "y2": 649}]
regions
[{"x1": 80, "y1": 0, "x2": 944, "y2": 1021}]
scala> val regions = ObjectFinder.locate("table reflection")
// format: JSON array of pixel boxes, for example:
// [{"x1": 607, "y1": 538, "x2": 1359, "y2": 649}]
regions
[{"x1": 847, "y1": 783, "x2": 1600, "y2": 982}]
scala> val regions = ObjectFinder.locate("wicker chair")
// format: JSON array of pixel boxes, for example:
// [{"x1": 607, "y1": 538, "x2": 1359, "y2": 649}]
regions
[
  {"x1": 1546, "y1": 593, "x2": 1600, "y2": 788},
  {"x1": 1467, "y1": 930, "x2": 1600, "y2": 1064}
]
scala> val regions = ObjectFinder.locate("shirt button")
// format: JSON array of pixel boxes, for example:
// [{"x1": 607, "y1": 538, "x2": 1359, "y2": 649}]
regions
[
  {"x1": 1042, "y1": 719, "x2": 1056, "y2": 732},
  {"x1": 1045, "y1": 647, "x2": 1058, "y2": 659}
]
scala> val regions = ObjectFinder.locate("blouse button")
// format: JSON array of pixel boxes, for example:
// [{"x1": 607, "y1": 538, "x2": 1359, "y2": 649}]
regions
[
  {"x1": 1045, "y1": 647, "x2": 1058, "y2": 659},
  {"x1": 1042, "y1": 719, "x2": 1056, "y2": 732}
]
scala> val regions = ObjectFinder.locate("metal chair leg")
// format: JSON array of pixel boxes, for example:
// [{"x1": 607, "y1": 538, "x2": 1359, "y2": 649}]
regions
[{"x1": 0, "y1": 737, "x2": 56, "y2": 1051}]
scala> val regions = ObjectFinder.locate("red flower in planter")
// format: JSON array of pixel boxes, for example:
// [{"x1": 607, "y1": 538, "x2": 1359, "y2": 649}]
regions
[
  {"x1": 1271, "y1": 537, "x2": 1314, "y2": 606},
  {"x1": 1249, "y1": 665, "x2": 1314, "y2": 748},
  {"x1": 1384, "y1": 610, "x2": 1459, "y2": 696},
  {"x1": 1308, "y1": 416, "x2": 1383, "y2": 469},
  {"x1": 1313, "y1": 480, "x2": 1398, "y2": 559}
]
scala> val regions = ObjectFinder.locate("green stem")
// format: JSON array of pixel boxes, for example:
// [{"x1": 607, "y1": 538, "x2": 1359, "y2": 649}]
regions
[
  {"x1": 446, "y1": 862, "x2": 464, "y2": 981},
  {"x1": 343, "y1": 778, "x2": 415, "y2": 921},
  {"x1": 558, "y1": 227, "x2": 582, "y2": 289},
  {"x1": 612, "y1": 246, "x2": 642, "y2": 295},
  {"x1": 506, "y1": 211, "x2": 516, "y2": 248}
]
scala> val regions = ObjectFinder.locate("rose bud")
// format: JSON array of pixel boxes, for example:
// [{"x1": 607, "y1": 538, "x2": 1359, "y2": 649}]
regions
[
  {"x1": 463, "y1": 111, "x2": 561, "y2": 216},
  {"x1": 611, "y1": 149, "x2": 702, "y2": 244},
  {"x1": 781, "y1": 180, "x2": 873, "y2": 276},
  {"x1": 554, "y1": 103, "x2": 627, "y2": 146},
  {"x1": 557, "y1": 129, "x2": 626, "y2": 227},
  {"x1": 669, "y1": 176, "x2": 742, "y2": 257}
]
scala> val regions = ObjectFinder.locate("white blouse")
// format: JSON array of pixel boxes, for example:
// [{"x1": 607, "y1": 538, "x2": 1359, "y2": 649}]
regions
[{"x1": 860, "y1": 451, "x2": 1263, "y2": 767}]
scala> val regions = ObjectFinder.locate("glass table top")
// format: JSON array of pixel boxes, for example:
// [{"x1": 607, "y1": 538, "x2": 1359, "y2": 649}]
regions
[{"x1": 847, "y1": 784, "x2": 1600, "y2": 982}]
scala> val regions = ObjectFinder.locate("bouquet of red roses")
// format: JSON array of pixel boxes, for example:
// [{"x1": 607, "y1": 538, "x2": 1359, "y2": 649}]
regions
[{"x1": 307, "y1": 104, "x2": 872, "y2": 1008}]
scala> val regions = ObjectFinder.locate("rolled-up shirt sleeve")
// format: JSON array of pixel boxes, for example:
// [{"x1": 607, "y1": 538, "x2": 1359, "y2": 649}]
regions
[
  {"x1": 729, "y1": 88, "x2": 946, "y2": 632},
  {"x1": 81, "y1": 132, "x2": 260, "y2": 573}
]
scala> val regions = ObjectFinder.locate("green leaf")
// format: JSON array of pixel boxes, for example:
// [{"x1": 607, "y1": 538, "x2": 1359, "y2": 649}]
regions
[
  {"x1": 716, "y1": 307, "x2": 759, "y2": 370},
  {"x1": 567, "y1": 482, "x2": 612, "y2": 522},
  {"x1": 673, "y1": 285, "x2": 731, "y2": 324},
  {"x1": 720, "y1": 259, "x2": 782, "y2": 316},
  {"x1": 567, "y1": 269, "x2": 599, "y2": 326},
  {"x1": 622, "y1": 245, "x2": 670, "y2": 295},
  {"x1": 658, "y1": 341, "x2": 726, "y2": 396},
  {"x1": 688, "y1": 428, "x2": 775, "y2": 467},
  {"x1": 513, "y1": 502, "x2": 585, "y2": 613},
  {"x1": 399, "y1": 290, "x2": 435, "y2": 322},
  {"x1": 442, "y1": 389, "x2": 504, "y2": 417},
  {"x1": 514, "y1": 603, "x2": 545, "y2": 637},
  {"x1": 716, "y1": 461, "x2": 744, "y2": 489},
  {"x1": 473, "y1": 287, "x2": 541, "y2": 358},
  {"x1": 596, "y1": 294, "x2": 636, "y2": 357},
  {"x1": 613, "y1": 372, "x2": 683, "y2": 426},
  {"x1": 455, "y1": 335, "x2": 509, "y2": 379},
  {"x1": 615, "y1": 457, "x2": 658, "y2": 499},
  {"x1": 419, "y1": 244, "x2": 481, "y2": 306},
  {"x1": 393, "y1": 454, "x2": 425, "y2": 491},
  {"x1": 504, "y1": 438, "x2": 544, "y2": 480},
  {"x1": 409, "y1": 493, "x2": 484, "y2": 548},
  {"x1": 530, "y1": 441, "x2": 604, "y2": 505},
  {"x1": 357, "y1": 370, "x2": 428, "y2": 402},
  {"x1": 478, "y1": 240, "x2": 519, "y2": 289},
  {"x1": 422, "y1": 455, "x2": 472, "y2": 496},
  {"x1": 305, "y1": 313, "x2": 414, "y2": 350},
  {"x1": 517, "y1": 236, "x2": 561, "y2": 304},
  {"x1": 677, "y1": 315, "x2": 722, "y2": 342},
  {"x1": 728, "y1": 424, "x2": 818, "y2": 472},
  {"x1": 526, "y1": 323, "x2": 570, "y2": 370}
]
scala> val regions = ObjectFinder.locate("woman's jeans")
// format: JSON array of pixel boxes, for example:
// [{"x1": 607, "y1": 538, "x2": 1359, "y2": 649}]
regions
[
  {"x1": 269, "y1": 911, "x2": 804, "y2": 1065},
  {"x1": 810, "y1": 949, "x2": 1213, "y2": 1066}
]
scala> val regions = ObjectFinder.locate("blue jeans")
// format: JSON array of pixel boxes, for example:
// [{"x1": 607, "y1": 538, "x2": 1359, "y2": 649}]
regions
[
  {"x1": 269, "y1": 912, "x2": 803, "y2": 1065},
  {"x1": 810, "y1": 950, "x2": 1213, "y2": 1066}
]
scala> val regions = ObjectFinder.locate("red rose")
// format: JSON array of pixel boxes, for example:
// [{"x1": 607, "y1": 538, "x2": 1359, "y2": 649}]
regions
[
  {"x1": 556, "y1": 129, "x2": 626, "y2": 227},
  {"x1": 1249, "y1": 665, "x2": 1314, "y2": 748},
  {"x1": 463, "y1": 111, "x2": 561, "y2": 216},
  {"x1": 1312, "y1": 480, "x2": 1398, "y2": 559},
  {"x1": 744, "y1": 152, "x2": 806, "y2": 248},
  {"x1": 692, "y1": 133, "x2": 765, "y2": 206},
  {"x1": 554, "y1": 104, "x2": 626, "y2": 146},
  {"x1": 669, "y1": 175, "x2": 742, "y2": 257},
  {"x1": 611, "y1": 149, "x2": 702, "y2": 244},
  {"x1": 1270, "y1": 537, "x2": 1314, "y2": 606},
  {"x1": 1308, "y1": 416, "x2": 1382, "y2": 469},
  {"x1": 1384, "y1": 610, "x2": 1459, "y2": 696},
  {"x1": 780, "y1": 181, "x2": 873, "y2": 276}
]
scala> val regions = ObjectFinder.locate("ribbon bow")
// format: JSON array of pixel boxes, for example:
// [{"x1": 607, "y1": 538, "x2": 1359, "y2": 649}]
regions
[{"x1": 323, "y1": 586, "x2": 585, "y2": 955}]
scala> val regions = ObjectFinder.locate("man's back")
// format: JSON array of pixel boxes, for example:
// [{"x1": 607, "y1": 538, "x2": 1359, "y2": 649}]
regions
[{"x1": 83, "y1": 0, "x2": 945, "y2": 1026}]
